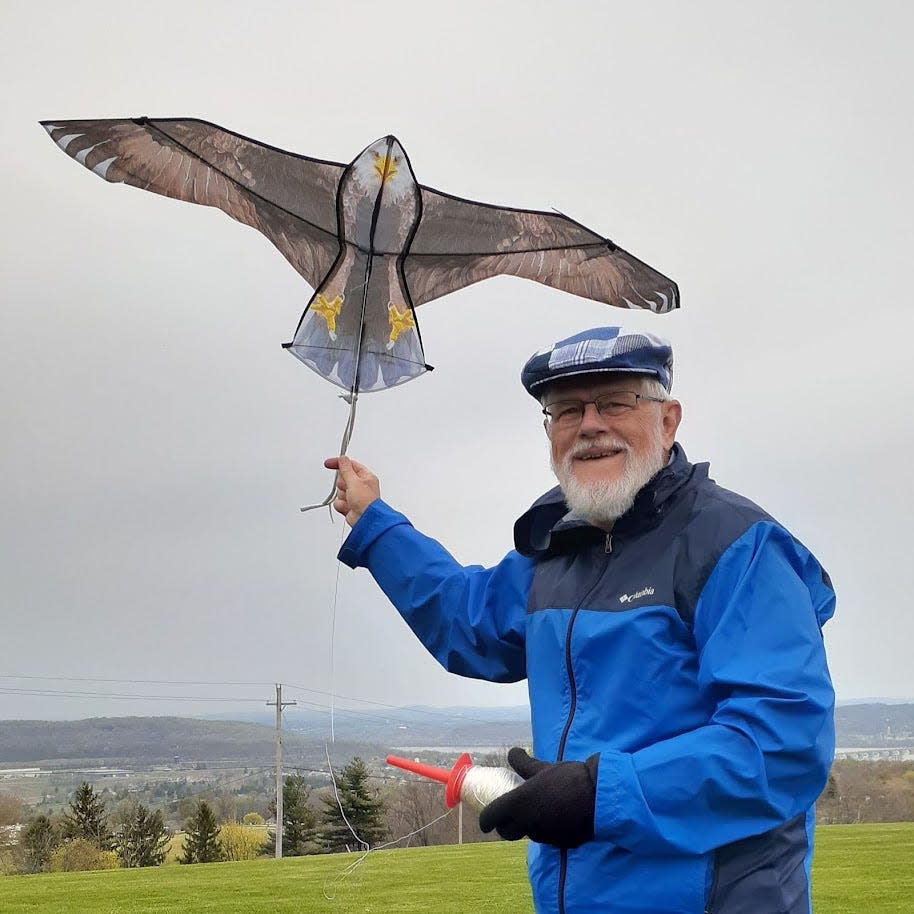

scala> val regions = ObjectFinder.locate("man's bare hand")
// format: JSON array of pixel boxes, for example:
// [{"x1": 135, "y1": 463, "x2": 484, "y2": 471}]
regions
[{"x1": 324, "y1": 455, "x2": 380, "y2": 527}]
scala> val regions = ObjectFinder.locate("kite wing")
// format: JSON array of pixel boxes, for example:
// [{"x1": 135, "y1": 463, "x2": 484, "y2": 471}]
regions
[
  {"x1": 43, "y1": 121, "x2": 679, "y2": 510},
  {"x1": 41, "y1": 117, "x2": 343, "y2": 289},
  {"x1": 41, "y1": 121, "x2": 677, "y2": 395},
  {"x1": 404, "y1": 186, "x2": 678, "y2": 313}
]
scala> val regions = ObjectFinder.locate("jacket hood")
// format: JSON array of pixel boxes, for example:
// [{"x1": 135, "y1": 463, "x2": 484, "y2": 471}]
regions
[{"x1": 513, "y1": 443, "x2": 707, "y2": 556}]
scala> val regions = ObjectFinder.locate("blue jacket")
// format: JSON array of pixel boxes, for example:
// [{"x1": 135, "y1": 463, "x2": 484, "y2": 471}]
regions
[{"x1": 339, "y1": 445, "x2": 835, "y2": 914}]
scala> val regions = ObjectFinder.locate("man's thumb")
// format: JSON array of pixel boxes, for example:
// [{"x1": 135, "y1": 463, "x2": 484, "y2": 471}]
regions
[{"x1": 507, "y1": 747, "x2": 550, "y2": 780}]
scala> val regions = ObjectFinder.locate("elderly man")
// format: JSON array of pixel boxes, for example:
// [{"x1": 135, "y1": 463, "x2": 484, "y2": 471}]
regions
[{"x1": 326, "y1": 327, "x2": 835, "y2": 914}]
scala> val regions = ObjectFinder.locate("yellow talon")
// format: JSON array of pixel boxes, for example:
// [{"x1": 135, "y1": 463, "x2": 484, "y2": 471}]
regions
[
  {"x1": 388, "y1": 303, "x2": 416, "y2": 346},
  {"x1": 311, "y1": 293, "x2": 344, "y2": 336}
]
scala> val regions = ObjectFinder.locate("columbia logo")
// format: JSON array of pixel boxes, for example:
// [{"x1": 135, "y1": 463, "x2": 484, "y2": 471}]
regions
[{"x1": 619, "y1": 587, "x2": 655, "y2": 605}]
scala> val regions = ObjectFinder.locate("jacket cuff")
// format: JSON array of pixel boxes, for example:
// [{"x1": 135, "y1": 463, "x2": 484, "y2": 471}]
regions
[
  {"x1": 592, "y1": 749, "x2": 639, "y2": 843},
  {"x1": 337, "y1": 499, "x2": 412, "y2": 568}
]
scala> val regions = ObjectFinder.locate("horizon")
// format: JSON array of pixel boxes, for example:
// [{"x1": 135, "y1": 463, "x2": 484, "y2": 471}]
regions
[{"x1": 1, "y1": 695, "x2": 913, "y2": 725}]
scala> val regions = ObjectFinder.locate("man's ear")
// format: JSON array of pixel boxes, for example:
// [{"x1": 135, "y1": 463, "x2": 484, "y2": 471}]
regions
[{"x1": 661, "y1": 400, "x2": 682, "y2": 448}]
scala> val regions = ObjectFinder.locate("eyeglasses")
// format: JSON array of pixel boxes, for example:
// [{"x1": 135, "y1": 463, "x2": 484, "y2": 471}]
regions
[{"x1": 542, "y1": 391, "x2": 666, "y2": 428}]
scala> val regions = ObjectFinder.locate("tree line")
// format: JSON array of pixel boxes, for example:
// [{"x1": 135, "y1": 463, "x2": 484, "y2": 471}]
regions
[
  {"x1": 816, "y1": 760, "x2": 914, "y2": 824},
  {"x1": 0, "y1": 755, "x2": 493, "y2": 875},
  {"x1": 5, "y1": 756, "x2": 911, "y2": 874}
]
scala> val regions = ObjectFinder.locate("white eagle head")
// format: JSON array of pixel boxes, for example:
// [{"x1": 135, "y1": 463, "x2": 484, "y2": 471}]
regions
[{"x1": 351, "y1": 136, "x2": 414, "y2": 202}]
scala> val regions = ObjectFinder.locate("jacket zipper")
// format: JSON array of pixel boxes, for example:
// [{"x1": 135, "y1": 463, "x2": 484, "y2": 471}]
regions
[
  {"x1": 555, "y1": 533, "x2": 613, "y2": 914},
  {"x1": 704, "y1": 849, "x2": 721, "y2": 914}
]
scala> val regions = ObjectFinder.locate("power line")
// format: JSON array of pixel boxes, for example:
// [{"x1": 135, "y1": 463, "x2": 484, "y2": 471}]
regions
[
  {"x1": 0, "y1": 674, "x2": 274, "y2": 688},
  {"x1": 0, "y1": 675, "x2": 518, "y2": 726},
  {"x1": 0, "y1": 687, "x2": 264, "y2": 703},
  {"x1": 283, "y1": 683, "x2": 510, "y2": 724}
]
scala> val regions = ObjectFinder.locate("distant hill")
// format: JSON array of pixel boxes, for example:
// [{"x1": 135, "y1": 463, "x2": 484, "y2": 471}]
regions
[
  {"x1": 0, "y1": 717, "x2": 315, "y2": 767},
  {"x1": 835, "y1": 703, "x2": 914, "y2": 746},
  {"x1": 0, "y1": 703, "x2": 909, "y2": 768},
  {"x1": 0, "y1": 709, "x2": 533, "y2": 768},
  {"x1": 203, "y1": 705, "x2": 534, "y2": 752}
]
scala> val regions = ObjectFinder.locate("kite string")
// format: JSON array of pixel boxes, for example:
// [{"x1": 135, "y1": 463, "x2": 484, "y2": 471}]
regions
[
  {"x1": 322, "y1": 803, "x2": 453, "y2": 900},
  {"x1": 317, "y1": 350, "x2": 465, "y2": 887},
  {"x1": 327, "y1": 519, "x2": 349, "y2": 743},
  {"x1": 325, "y1": 745, "x2": 369, "y2": 852},
  {"x1": 322, "y1": 733, "x2": 456, "y2": 899},
  {"x1": 322, "y1": 547, "x2": 460, "y2": 896}
]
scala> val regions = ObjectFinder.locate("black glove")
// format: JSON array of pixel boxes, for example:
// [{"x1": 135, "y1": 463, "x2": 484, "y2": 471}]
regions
[{"x1": 478, "y1": 746, "x2": 598, "y2": 848}]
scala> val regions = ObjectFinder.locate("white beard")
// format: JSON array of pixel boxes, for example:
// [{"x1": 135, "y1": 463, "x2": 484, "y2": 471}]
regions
[{"x1": 551, "y1": 434, "x2": 668, "y2": 527}]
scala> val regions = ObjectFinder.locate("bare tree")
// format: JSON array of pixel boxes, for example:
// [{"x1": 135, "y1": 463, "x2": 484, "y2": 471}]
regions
[
  {"x1": 0, "y1": 794, "x2": 25, "y2": 827},
  {"x1": 386, "y1": 781, "x2": 453, "y2": 847}
]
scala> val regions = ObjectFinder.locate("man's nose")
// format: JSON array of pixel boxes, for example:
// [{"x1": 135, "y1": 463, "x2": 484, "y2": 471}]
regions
[{"x1": 578, "y1": 401, "x2": 608, "y2": 434}]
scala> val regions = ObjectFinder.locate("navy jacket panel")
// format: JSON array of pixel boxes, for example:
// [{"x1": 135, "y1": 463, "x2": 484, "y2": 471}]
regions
[{"x1": 706, "y1": 811, "x2": 813, "y2": 914}]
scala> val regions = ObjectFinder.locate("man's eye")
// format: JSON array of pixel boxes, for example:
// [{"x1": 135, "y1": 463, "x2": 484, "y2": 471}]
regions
[{"x1": 556, "y1": 405, "x2": 582, "y2": 419}]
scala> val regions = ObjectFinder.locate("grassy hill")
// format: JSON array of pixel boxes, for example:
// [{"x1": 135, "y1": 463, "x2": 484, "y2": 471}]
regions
[{"x1": 0, "y1": 824, "x2": 911, "y2": 913}]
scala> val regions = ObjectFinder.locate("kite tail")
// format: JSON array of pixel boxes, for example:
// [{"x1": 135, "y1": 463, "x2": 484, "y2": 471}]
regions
[{"x1": 299, "y1": 393, "x2": 359, "y2": 513}]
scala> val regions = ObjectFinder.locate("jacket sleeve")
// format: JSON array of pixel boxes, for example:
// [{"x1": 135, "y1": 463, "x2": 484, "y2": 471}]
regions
[
  {"x1": 337, "y1": 499, "x2": 533, "y2": 683},
  {"x1": 593, "y1": 520, "x2": 835, "y2": 854}
]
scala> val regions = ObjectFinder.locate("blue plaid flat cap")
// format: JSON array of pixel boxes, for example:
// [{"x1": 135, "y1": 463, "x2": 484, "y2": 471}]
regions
[{"x1": 521, "y1": 327, "x2": 673, "y2": 397}]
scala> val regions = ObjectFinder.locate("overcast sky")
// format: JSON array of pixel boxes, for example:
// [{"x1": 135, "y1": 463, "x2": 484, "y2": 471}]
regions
[{"x1": 1, "y1": 1, "x2": 912, "y2": 724}]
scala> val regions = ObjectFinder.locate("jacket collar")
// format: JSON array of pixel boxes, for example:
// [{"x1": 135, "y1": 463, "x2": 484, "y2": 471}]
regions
[{"x1": 513, "y1": 443, "x2": 707, "y2": 557}]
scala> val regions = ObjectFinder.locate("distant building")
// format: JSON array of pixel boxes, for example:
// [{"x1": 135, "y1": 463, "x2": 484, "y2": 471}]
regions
[
  {"x1": 0, "y1": 768, "x2": 42, "y2": 778},
  {"x1": 834, "y1": 747, "x2": 914, "y2": 761}
]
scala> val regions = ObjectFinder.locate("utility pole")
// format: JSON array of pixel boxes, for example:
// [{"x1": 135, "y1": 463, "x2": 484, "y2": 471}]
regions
[{"x1": 267, "y1": 683, "x2": 296, "y2": 859}]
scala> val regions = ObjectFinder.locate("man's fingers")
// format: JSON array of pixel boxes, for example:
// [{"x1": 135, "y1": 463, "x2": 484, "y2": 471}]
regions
[
  {"x1": 496, "y1": 821, "x2": 528, "y2": 842},
  {"x1": 325, "y1": 455, "x2": 372, "y2": 481},
  {"x1": 320, "y1": 455, "x2": 379, "y2": 526},
  {"x1": 350, "y1": 461, "x2": 373, "y2": 479},
  {"x1": 508, "y1": 747, "x2": 550, "y2": 781},
  {"x1": 478, "y1": 789, "x2": 519, "y2": 835},
  {"x1": 479, "y1": 788, "x2": 530, "y2": 841}
]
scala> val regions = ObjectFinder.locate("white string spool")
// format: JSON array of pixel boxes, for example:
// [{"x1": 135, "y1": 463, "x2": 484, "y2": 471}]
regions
[
  {"x1": 458, "y1": 765, "x2": 524, "y2": 811},
  {"x1": 386, "y1": 753, "x2": 523, "y2": 812}
]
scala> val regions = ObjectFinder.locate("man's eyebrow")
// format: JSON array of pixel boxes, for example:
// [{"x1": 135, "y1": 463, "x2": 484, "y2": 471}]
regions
[{"x1": 547, "y1": 388, "x2": 638, "y2": 400}]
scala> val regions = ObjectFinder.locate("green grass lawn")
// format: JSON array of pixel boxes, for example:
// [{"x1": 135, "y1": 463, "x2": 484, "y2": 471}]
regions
[
  {"x1": 1, "y1": 823, "x2": 911, "y2": 913},
  {"x1": 813, "y1": 823, "x2": 914, "y2": 913}
]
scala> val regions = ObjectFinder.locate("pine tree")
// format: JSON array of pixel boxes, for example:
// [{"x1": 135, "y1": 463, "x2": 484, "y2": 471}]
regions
[
  {"x1": 64, "y1": 782, "x2": 110, "y2": 849},
  {"x1": 318, "y1": 757, "x2": 387, "y2": 853},
  {"x1": 180, "y1": 800, "x2": 221, "y2": 864},
  {"x1": 283, "y1": 775, "x2": 318, "y2": 855},
  {"x1": 19, "y1": 814, "x2": 61, "y2": 873},
  {"x1": 265, "y1": 775, "x2": 317, "y2": 857},
  {"x1": 114, "y1": 802, "x2": 171, "y2": 868}
]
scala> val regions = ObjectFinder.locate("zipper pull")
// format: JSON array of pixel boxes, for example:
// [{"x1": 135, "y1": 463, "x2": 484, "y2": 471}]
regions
[{"x1": 605, "y1": 534, "x2": 613, "y2": 554}]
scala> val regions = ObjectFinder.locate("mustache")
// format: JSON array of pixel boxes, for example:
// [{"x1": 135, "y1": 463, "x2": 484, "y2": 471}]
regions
[{"x1": 564, "y1": 437, "x2": 630, "y2": 462}]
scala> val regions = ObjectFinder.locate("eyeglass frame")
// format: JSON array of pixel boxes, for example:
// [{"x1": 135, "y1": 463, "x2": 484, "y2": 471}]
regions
[{"x1": 542, "y1": 391, "x2": 667, "y2": 428}]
